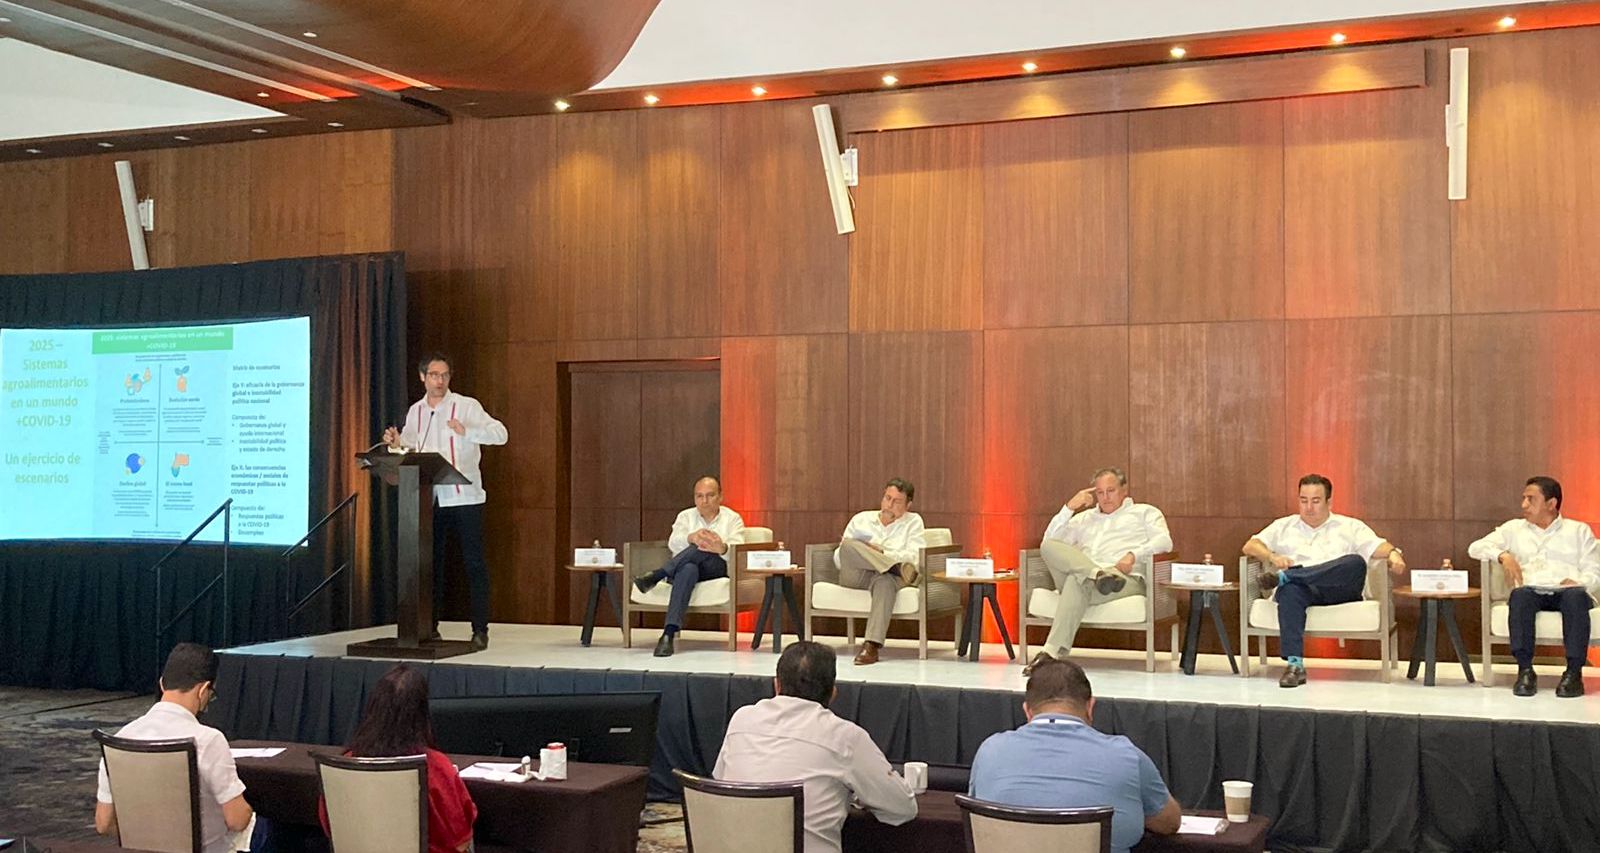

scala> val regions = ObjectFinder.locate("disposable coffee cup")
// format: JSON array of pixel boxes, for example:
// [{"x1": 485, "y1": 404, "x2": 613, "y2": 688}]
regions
[
  {"x1": 902, "y1": 761, "x2": 928, "y2": 794},
  {"x1": 1222, "y1": 780, "x2": 1253, "y2": 823},
  {"x1": 539, "y1": 742, "x2": 568, "y2": 781}
]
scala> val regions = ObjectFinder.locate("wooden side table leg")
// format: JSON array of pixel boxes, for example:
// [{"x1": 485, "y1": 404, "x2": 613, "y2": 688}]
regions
[
  {"x1": 1442, "y1": 599, "x2": 1475, "y2": 683},
  {"x1": 1181, "y1": 590, "x2": 1204, "y2": 675},
  {"x1": 580, "y1": 572, "x2": 602, "y2": 647},
  {"x1": 1423, "y1": 599, "x2": 1440, "y2": 687},
  {"x1": 1206, "y1": 591, "x2": 1239, "y2": 674},
  {"x1": 1407, "y1": 604, "x2": 1426, "y2": 680},
  {"x1": 984, "y1": 585, "x2": 1015, "y2": 660},
  {"x1": 770, "y1": 577, "x2": 788, "y2": 655}
]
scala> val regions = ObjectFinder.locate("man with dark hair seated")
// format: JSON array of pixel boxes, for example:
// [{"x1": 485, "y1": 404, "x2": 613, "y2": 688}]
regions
[
  {"x1": 968, "y1": 658, "x2": 1180, "y2": 853},
  {"x1": 714, "y1": 640, "x2": 916, "y2": 853},
  {"x1": 94, "y1": 643, "x2": 253, "y2": 853}
]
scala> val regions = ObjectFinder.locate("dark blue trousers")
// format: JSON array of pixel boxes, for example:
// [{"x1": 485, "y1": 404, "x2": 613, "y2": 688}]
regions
[
  {"x1": 658, "y1": 547, "x2": 728, "y2": 632},
  {"x1": 1274, "y1": 553, "x2": 1368, "y2": 660},
  {"x1": 1508, "y1": 585, "x2": 1592, "y2": 669}
]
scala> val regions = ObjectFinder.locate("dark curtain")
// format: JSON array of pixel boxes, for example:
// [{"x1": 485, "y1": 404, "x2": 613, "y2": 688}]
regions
[{"x1": 0, "y1": 253, "x2": 406, "y2": 691}]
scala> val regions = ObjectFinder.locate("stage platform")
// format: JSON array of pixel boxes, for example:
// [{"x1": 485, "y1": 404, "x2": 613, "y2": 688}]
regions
[{"x1": 213, "y1": 622, "x2": 1600, "y2": 852}]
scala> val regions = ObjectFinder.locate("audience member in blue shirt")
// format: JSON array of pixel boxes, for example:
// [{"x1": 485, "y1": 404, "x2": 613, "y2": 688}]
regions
[{"x1": 967, "y1": 658, "x2": 1180, "y2": 853}]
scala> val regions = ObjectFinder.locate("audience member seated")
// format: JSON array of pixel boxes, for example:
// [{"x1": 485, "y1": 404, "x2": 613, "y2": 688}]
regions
[
  {"x1": 835, "y1": 477, "x2": 927, "y2": 665},
  {"x1": 1469, "y1": 475, "x2": 1600, "y2": 698},
  {"x1": 94, "y1": 642, "x2": 252, "y2": 853},
  {"x1": 1240, "y1": 473, "x2": 1406, "y2": 687},
  {"x1": 633, "y1": 474, "x2": 747, "y2": 657},
  {"x1": 967, "y1": 658, "x2": 1179, "y2": 853},
  {"x1": 319, "y1": 664, "x2": 477, "y2": 853},
  {"x1": 714, "y1": 640, "x2": 916, "y2": 853}
]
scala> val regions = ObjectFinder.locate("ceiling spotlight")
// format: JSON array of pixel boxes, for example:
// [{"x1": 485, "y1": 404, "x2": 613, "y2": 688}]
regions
[
  {"x1": 255, "y1": 91, "x2": 270, "y2": 98},
  {"x1": 1021, "y1": 61, "x2": 1039, "y2": 73},
  {"x1": 25, "y1": 148, "x2": 41, "y2": 154},
  {"x1": 553, "y1": 99, "x2": 570, "y2": 111},
  {"x1": 173, "y1": 135, "x2": 190, "y2": 141},
  {"x1": 97, "y1": 142, "x2": 114, "y2": 148},
  {"x1": 1169, "y1": 46, "x2": 1187, "y2": 59},
  {"x1": 751, "y1": 85, "x2": 767, "y2": 96},
  {"x1": 326, "y1": 121, "x2": 344, "y2": 128},
  {"x1": 1330, "y1": 32, "x2": 1347, "y2": 44},
  {"x1": 643, "y1": 93, "x2": 659, "y2": 105},
  {"x1": 1497, "y1": 15, "x2": 1517, "y2": 28},
  {"x1": 881, "y1": 73, "x2": 898, "y2": 86},
  {"x1": 0, "y1": 16, "x2": 12, "y2": 23},
  {"x1": 301, "y1": 31, "x2": 317, "y2": 38},
  {"x1": 250, "y1": 128, "x2": 268, "y2": 134}
]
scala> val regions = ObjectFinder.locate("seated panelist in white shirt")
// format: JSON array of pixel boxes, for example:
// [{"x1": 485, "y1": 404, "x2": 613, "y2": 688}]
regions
[
  {"x1": 95, "y1": 643, "x2": 252, "y2": 853},
  {"x1": 1025, "y1": 467, "x2": 1173, "y2": 675},
  {"x1": 1240, "y1": 473, "x2": 1405, "y2": 689},
  {"x1": 1468, "y1": 476, "x2": 1600, "y2": 698},
  {"x1": 634, "y1": 475, "x2": 746, "y2": 658},
  {"x1": 835, "y1": 478, "x2": 942, "y2": 666},
  {"x1": 715, "y1": 640, "x2": 917, "y2": 853}
]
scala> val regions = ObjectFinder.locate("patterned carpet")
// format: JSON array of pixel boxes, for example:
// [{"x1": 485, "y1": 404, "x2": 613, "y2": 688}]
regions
[{"x1": 0, "y1": 686, "x2": 689, "y2": 851}]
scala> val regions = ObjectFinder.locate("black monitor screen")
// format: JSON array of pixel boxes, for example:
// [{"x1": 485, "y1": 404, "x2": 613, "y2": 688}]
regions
[{"x1": 429, "y1": 692, "x2": 661, "y2": 766}]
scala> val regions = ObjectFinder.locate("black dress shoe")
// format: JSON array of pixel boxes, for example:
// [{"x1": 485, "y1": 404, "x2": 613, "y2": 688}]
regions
[
  {"x1": 1094, "y1": 572, "x2": 1127, "y2": 596},
  {"x1": 1022, "y1": 651, "x2": 1054, "y2": 677},
  {"x1": 1557, "y1": 669, "x2": 1585, "y2": 698},
  {"x1": 653, "y1": 634, "x2": 675, "y2": 657},
  {"x1": 1258, "y1": 570, "x2": 1281, "y2": 595},
  {"x1": 634, "y1": 575, "x2": 661, "y2": 595},
  {"x1": 470, "y1": 631, "x2": 488, "y2": 651},
  {"x1": 425, "y1": 628, "x2": 442, "y2": 643},
  {"x1": 1512, "y1": 668, "x2": 1538, "y2": 697},
  {"x1": 1278, "y1": 665, "x2": 1307, "y2": 688}
]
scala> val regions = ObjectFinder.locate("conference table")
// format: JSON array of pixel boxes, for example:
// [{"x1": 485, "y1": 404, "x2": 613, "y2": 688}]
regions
[
  {"x1": 230, "y1": 739, "x2": 648, "y2": 853},
  {"x1": 843, "y1": 789, "x2": 1270, "y2": 853}
]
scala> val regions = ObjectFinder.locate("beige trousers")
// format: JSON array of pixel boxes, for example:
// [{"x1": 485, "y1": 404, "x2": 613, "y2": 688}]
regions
[
  {"x1": 1040, "y1": 540, "x2": 1144, "y2": 656},
  {"x1": 836, "y1": 538, "x2": 906, "y2": 645}
]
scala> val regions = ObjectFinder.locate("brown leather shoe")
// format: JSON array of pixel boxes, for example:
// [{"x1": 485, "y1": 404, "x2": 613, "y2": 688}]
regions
[
  {"x1": 854, "y1": 642, "x2": 881, "y2": 666},
  {"x1": 1022, "y1": 650, "x2": 1054, "y2": 676},
  {"x1": 897, "y1": 562, "x2": 919, "y2": 588}
]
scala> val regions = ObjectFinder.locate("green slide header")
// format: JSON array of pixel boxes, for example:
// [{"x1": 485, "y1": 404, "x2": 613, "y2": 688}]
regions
[{"x1": 91, "y1": 327, "x2": 235, "y2": 354}]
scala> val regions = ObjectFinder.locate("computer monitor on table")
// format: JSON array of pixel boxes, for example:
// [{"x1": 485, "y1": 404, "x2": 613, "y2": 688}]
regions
[{"x1": 429, "y1": 692, "x2": 661, "y2": 766}]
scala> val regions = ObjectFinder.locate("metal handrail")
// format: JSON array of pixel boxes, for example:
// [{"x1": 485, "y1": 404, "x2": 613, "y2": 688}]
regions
[
  {"x1": 282, "y1": 492, "x2": 359, "y2": 636},
  {"x1": 152, "y1": 498, "x2": 232, "y2": 678}
]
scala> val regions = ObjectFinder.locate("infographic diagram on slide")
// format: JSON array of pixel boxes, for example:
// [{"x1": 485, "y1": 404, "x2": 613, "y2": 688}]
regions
[{"x1": 0, "y1": 319, "x2": 310, "y2": 544}]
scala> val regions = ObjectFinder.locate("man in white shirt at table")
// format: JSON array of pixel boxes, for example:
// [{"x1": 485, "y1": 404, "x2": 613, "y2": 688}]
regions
[
  {"x1": 715, "y1": 641, "x2": 917, "y2": 853},
  {"x1": 383, "y1": 352, "x2": 509, "y2": 651},
  {"x1": 95, "y1": 643, "x2": 252, "y2": 853},
  {"x1": 836, "y1": 478, "x2": 930, "y2": 665},
  {"x1": 1468, "y1": 476, "x2": 1600, "y2": 698},
  {"x1": 1026, "y1": 467, "x2": 1173, "y2": 675},
  {"x1": 633, "y1": 475, "x2": 746, "y2": 657},
  {"x1": 1241, "y1": 473, "x2": 1406, "y2": 688}
]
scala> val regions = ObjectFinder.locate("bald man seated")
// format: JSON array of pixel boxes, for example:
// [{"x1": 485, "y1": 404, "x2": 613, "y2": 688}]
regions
[{"x1": 634, "y1": 476, "x2": 746, "y2": 657}]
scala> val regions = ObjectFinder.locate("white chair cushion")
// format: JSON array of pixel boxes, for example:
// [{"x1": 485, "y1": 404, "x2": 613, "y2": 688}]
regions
[
  {"x1": 743, "y1": 526, "x2": 774, "y2": 543},
  {"x1": 1489, "y1": 603, "x2": 1600, "y2": 640},
  {"x1": 1026, "y1": 588, "x2": 1147, "y2": 625},
  {"x1": 1249, "y1": 598, "x2": 1380, "y2": 632},
  {"x1": 632, "y1": 576, "x2": 732, "y2": 607},
  {"x1": 811, "y1": 581, "x2": 922, "y2": 616}
]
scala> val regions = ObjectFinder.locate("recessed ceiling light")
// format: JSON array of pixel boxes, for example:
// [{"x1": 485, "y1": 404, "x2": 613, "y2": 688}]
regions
[
  {"x1": 97, "y1": 142, "x2": 114, "y2": 148},
  {"x1": 751, "y1": 85, "x2": 767, "y2": 96},
  {"x1": 326, "y1": 122, "x2": 344, "y2": 128},
  {"x1": 1330, "y1": 32, "x2": 1347, "y2": 44},
  {"x1": 301, "y1": 31, "x2": 317, "y2": 38},
  {"x1": 1169, "y1": 46, "x2": 1187, "y2": 59},
  {"x1": 1497, "y1": 15, "x2": 1517, "y2": 28},
  {"x1": 0, "y1": 16, "x2": 12, "y2": 23},
  {"x1": 1021, "y1": 61, "x2": 1038, "y2": 73},
  {"x1": 255, "y1": 91, "x2": 270, "y2": 98},
  {"x1": 553, "y1": 99, "x2": 570, "y2": 111},
  {"x1": 25, "y1": 148, "x2": 41, "y2": 154},
  {"x1": 173, "y1": 135, "x2": 190, "y2": 141},
  {"x1": 881, "y1": 74, "x2": 898, "y2": 86},
  {"x1": 643, "y1": 93, "x2": 659, "y2": 105},
  {"x1": 250, "y1": 128, "x2": 267, "y2": 134}
]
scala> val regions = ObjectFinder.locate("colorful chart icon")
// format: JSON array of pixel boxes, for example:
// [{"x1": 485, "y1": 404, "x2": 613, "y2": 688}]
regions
[
  {"x1": 174, "y1": 365, "x2": 191, "y2": 393},
  {"x1": 125, "y1": 453, "x2": 144, "y2": 475},
  {"x1": 124, "y1": 366, "x2": 153, "y2": 395},
  {"x1": 171, "y1": 452, "x2": 190, "y2": 478}
]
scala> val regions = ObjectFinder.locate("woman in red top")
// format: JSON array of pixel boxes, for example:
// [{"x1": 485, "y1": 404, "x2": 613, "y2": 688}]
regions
[{"x1": 319, "y1": 664, "x2": 477, "y2": 852}]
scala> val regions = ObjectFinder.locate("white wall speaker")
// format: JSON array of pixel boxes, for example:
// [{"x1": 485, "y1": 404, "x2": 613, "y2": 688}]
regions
[
  {"x1": 812, "y1": 103, "x2": 856, "y2": 234},
  {"x1": 1446, "y1": 47, "x2": 1469, "y2": 200},
  {"x1": 113, "y1": 159, "x2": 151, "y2": 269}
]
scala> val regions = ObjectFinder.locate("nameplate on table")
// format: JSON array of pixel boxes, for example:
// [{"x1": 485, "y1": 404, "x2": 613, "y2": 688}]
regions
[
  {"x1": 574, "y1": 548, "x2": 617, "y2": 567},
  {"x1": 1172, "y1": 563, "x2": 1225, "y2": 585},
  {"x1": 1411, "y1": 569, "x2": 1468, "y2": 593},
  {"x1": 945, "y1": 558, "x2": 995, "y2": 579},
  {"x1": 747, "y1": 550, "x2": 793, "y2": 570}
]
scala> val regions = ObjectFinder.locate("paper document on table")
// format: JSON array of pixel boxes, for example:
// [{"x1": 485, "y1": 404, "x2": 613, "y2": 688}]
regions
[
  {"x1": 460, "y1": 762, "x2": 533, "y2": 783},
  {"x1": 1178, "y1": 815, "x2": 1229, "y2": 835},
  {"x1": 230, "y1": 747, "x2": 285, "y2": 758}
]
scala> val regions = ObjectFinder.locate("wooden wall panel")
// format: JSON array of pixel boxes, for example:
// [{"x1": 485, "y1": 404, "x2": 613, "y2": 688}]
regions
[
  {"x1": 639, "y1": 370, "x2": 721, "y2": 508},
  {"x1": 1129, "y1": 100, "x2": 1284, "y2": 324},
  {"x1": 553, "y1": 111, "x2": 640, "y2": 341},
  {"x1": 982, "y1": 326, "x2": 1130, "y2": 515},
  {"x1": 1283, "y1": 78, "x2": 1449, "y2": 318},
  {"x1": 318, "y1": 131, "x2": 395, "y2": 255},
  {"x1": 848, "y1": 332, "x2": 983, "y2": 514},
  {"x1": 248, "y1": 137, "x2": 323, "y2": 261},
  {"x1": 1130, "y1": 321, "x2": 1286, "y2": 518},
  {"x1": 490, "y1": 505, "x2": 557, "y2": 623},
  {"x1": 717, "y1": 99, "x2": 850, "y2": 336},
  {"x1": 1165, "y1": 516, "x2": 1278, "y2": 568},
  {"x1": 1454, "y1": 28, "x2": 1600, "y2": 314},
  {"x1": 1285, "y1": 316, "x2": 1452, "y2": 519},
  {"x1": 149, "y1": 144, "x2": 254, "y2": 268},
  {"x1": 849, "y1": 125, "x2": 983, "y2": 332},
  {"x1": 62, "y1": 155, "x2": 139, "y2": 272},
  {"x1": 484, "y1": 341, "x2": 558, "y2": 510},
  {"x1": 982, "y1": 113, "x2": 1128, "y2": 329},
  {"x1": 0, "y1": 161, "x2": 67, "y2": 274},
  {"x1": 569, "y1": 371, "x2": 642, "y2": 509},
  {"x1": 639, "y1": 106, "x2": 721, "y2": 339},
  {"x1": 470, "y1": 116, "x2": 557, "y2": 344},
  {"x1": 395, "y1": 123, "x2": 477, "y2": 356},
  {"x1": 1453, "y1": 312, "x2": 1600, "y2": 522},
  {"x1": 720, "y1": 334, "x2": 848, "y2": 512}
]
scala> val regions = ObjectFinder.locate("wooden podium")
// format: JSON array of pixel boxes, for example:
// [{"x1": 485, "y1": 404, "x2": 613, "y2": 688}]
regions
[{"x1": 349, "y1": 445, "x2": 478, "y2": 659}]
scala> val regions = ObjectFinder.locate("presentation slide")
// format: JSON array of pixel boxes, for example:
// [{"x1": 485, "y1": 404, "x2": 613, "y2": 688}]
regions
[{"x1": 0, "y1": 317, "x2": 310, "y2": 545}]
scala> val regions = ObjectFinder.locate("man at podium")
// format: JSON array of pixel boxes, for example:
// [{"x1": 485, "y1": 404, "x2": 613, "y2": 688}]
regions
[{"x1": 383, "y1": 353, "x2": 508, "y2": 650}]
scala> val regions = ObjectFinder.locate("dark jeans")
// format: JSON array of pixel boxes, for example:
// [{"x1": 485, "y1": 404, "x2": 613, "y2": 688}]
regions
[
  {"x1": 433, "y1": 502, "x2": 491, "y2": 634},
  {"x1": 1508, "y1": 585, "x2": 1592, "y2": 669},
  {"x1": 658, "y1": 547, "x2": 728, "y2": 632},
  {"x1": 1275, "y1": 553, "x2": 1368, "y2": 660}
]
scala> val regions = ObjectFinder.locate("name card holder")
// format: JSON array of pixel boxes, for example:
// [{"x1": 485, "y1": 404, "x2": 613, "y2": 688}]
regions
[
  {"x1": 574, "y1": 547, "x2": 617, "y2": 566},
  {"x1": 747, "y1": 550, "x2": 793, "y2": 570},
  {"x1": 946, "y1": 557, "x2": 995, "y2": 579},
  {"x1": 1172, "y1": 562, "x2": 1225, "y2": 585},
  {"x1": 1411, "y1": 569, "x2": 1468, "y2": 593}
]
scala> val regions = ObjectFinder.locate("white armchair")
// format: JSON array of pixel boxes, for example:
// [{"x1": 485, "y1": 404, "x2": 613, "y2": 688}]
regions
[
  {"x1": 622, "y1": 527, "x2": 774, "y2": 652},
  {"x1": 1239, "y1": 555, "x2": 1398, "y2": 680},
  {"x1": 1478, "y1": 557, "x2": 1600, "y2": 686},
  {"x1": 803, "y1": 528, "x2": 963, "y2": 659},
  {"x1": 1016, "y1": 550, "x2": 1179, "y2": 672}
]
